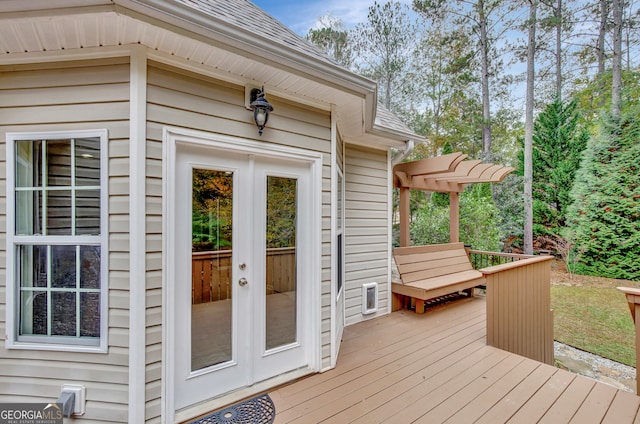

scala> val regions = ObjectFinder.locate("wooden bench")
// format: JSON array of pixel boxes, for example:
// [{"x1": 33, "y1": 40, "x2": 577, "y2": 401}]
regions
[{"x1": 392, "y1": 242, "x2": 485, "y2": 313}]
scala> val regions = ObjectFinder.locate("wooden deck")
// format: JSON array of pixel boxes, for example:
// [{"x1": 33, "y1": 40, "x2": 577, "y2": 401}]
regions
[{"x1": 269, "y1": 296, "x2": 640, "y2": 423}]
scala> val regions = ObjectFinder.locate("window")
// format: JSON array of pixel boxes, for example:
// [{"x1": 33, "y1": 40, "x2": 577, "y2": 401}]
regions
[
  {"x1": 336, "y1": 170, "x2": 344, "y2": 297},
  {"x1": 7, "y1": 130, "x2": 107, "y2": 351}
]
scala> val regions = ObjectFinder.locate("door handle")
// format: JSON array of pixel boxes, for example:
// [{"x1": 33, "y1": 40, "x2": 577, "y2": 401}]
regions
[{"x1": 238, "y1": 277, "x2": 248, "y2": 287}]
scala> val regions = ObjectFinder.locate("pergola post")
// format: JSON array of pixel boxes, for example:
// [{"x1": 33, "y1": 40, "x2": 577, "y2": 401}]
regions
[
  {"x1": 449, "y1": 192, "x2": 460, "y2": 243},
  {"x1": 399, "y1": 186, "x2": 410, "y2": 247}
]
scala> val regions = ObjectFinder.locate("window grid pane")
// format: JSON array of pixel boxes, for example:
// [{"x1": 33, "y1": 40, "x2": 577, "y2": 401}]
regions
[
  {"x1": 13, "y1": 134, "x2": 103, "y2": 346},
  {"x1": 15, "y1": 138, "x2": 101, "y2": 237},
  {"x1": 18, "y1": 244, "x2": 101, "y2": 339}
]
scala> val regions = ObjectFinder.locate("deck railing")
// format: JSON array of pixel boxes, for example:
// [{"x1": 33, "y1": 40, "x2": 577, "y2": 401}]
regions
[
  {"x1": 192, "y1": 247, "x2": 296, "y2": 304},
  {"x1": 471, "y1": 251, "x2": 554, "y2": 365},
  {"x1": 468, "y1": 249, "x2": 534, "y2": 269}
]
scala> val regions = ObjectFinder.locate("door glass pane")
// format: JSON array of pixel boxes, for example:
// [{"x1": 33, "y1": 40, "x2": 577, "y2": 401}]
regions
[
  {"x1": 191, "y1": 169, "x2": 233, "y2": 371},
  {"x1": 265, "y1": 176, "x2": 297, "y2": 350}
]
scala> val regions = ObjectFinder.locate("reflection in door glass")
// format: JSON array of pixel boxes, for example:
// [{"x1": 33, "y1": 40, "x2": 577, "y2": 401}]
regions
[
  {"x1": 191, "y1": 169, "x2": 233, "y2": 371},
  {"x1": 265, "y1": 176, "x2": 297, "y2": 350}
]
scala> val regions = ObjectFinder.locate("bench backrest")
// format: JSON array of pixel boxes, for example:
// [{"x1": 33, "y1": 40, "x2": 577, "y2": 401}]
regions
[{"x1": 393, "y1": 242, "x2": 473, "y2": 284}]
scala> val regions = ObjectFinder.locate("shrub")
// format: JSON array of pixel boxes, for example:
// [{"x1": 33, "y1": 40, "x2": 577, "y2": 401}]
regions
[
  {"x1": 565, "y1": 110, "x2": 640, "y2": 281},
  {"x1": 411, "y1": 183, "x2": 501, "y2": 251}
]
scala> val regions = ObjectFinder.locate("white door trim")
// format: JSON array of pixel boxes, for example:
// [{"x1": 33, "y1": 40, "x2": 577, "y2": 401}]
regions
[{"x1": 162, "y1": 127, "x2": 323, "y2": 423}]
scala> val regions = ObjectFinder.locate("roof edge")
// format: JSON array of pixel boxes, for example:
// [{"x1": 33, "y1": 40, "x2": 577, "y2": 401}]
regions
[{"x1": 114, "y1": 0, "x2": 378, "y2": 95}]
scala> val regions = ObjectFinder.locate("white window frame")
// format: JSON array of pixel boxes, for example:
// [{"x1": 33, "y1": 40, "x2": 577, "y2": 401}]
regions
[
  {"x1": 5, "y1": 129, "x2": 109, "y2": 353},
  {"x1": 336, "y1": 167, "x2": 345, "y2": 300}
]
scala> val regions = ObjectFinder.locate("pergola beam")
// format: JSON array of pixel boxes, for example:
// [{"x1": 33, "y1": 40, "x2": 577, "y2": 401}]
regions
[{"x1": 393, "y1": 152, "x2": 466, "y2": 180}]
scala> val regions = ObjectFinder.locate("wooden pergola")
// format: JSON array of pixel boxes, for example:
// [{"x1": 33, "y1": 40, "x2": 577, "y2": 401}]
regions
[{"x1": 394, "y1": 152, "x2": 514, "y2": 247}]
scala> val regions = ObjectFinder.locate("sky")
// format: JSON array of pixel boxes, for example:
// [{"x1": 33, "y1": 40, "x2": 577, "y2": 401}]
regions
[{"x1": 251, "y1": 0, "x2": 413, "y2": 36}]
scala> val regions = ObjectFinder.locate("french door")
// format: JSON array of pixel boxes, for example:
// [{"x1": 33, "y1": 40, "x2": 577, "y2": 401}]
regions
[{"x1": 171, "y1": 140, "x2": 316, "y2": 411}]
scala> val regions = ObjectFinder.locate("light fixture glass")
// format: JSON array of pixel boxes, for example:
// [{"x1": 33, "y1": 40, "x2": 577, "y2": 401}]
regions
[
  {"x1": 249, "y1": 87, "x2": 274, "y2": 136},
  {"x1": 255, "y1": 108, "x2": 267, "y2": 127}
]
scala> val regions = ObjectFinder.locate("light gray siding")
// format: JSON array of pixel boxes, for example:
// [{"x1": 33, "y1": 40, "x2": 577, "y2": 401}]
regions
[
  {"x1": 144, "y1": 63, "x2": 333, "y2": 414},
  {"x1": 0, "y1": 58, "x2": 131, "y2": 423},
  {"x1": 344, "y1": 145, "x2": 390, "y2": 325},
  {"x1": 0, "y1": 57, "x2": 342, "y2": 421}
]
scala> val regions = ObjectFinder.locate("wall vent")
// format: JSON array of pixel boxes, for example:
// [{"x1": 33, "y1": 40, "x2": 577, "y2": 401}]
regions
[{"x1": 362, "y1": 282, "x2": 378, "y2": 315}]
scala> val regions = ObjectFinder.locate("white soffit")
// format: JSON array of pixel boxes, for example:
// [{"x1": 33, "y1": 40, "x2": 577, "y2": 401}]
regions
[{"x1": 0, "y1": 5, "x2": 408, "y2": 149}]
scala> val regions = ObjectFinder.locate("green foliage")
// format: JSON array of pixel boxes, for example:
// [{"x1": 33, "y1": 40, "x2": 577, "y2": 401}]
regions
[
  {"x1": 191, "y1": 169, "x2": 233, "y2": 251},
  {"x1": 191, "y1": 172, "x2": 297, "y2": 251},
  {"x1": 410, "y1": 201, "x2": 450, "y2": 245},
  {"x1": 411, "y1": 183, "x2": 501, "y2": 251},
  {"x1": 565, "y1": 109, "x2": 640, "y2": 281},
  {"x1": 459, "y1": 184, "x2": 501, "y2": 251},
  {"x1": 573, "y1": 71, "x2": 640, "y2": 122},
  {"x1": 266, "y1": 177, "x2": 297, "y2": 248},
  {"x1": 529, "y1": 98, "x2": 588, "y2": 237},
  {"x1": 492, "y1": 174, "x2": 524, "y2": 243},
  {"x1": 192, "y1": 211, "x2": 231, "y2": 251}
]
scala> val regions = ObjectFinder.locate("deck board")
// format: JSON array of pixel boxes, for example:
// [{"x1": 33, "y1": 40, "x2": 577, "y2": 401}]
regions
[
  {"x1": 444, "y1": 357, "x2": 542, "y2": 423},
  {"x1": 538, "y1": 376, "x2": 597, "y2": 423},
  {"x1": 602, "y1": 390, "x2": 640, "y2": 423},
  {"x1": 270, "y1": 296, "x2": 640, "y2": 423},
  {"x1": 569, "y1": 382, "x2": 619, "y2": 424}
]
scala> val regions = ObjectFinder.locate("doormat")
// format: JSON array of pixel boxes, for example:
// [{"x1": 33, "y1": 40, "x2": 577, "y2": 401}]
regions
[{"x1": 189, "y1": 394, "x2": 276, "y2": 424}]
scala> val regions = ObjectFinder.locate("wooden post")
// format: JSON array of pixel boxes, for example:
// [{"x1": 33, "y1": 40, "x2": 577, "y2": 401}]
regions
[
  {"x1": 449, "y1": 191, "x2": 460, "y2": 243},
  {"x1": 399, "y1": 186, "x2": 410, "y2": 247},
  {"x1": 617, "y1": 287, "x2": 640, "y2": 394}
]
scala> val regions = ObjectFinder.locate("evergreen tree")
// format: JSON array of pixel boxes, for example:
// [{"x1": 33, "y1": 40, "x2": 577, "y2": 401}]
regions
[
  {"x1": 531, "y1": 98, "x2": 588, "y2": 237},
  {"x1": 565, "y1": 109, "x2": 640, "y2": 280}
]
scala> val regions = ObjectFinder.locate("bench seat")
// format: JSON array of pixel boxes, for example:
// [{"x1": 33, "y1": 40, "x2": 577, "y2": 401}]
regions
[{"x1": 392, "y1": 242, "x2": 485, "y2": 313}]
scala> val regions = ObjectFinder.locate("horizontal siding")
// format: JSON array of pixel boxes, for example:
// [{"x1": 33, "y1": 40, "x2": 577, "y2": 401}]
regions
[
  {"x1": 144, "y1": 63, "x2": 332, "y2": 417},
  {"x1": 344, "y1": 145, "x2": 390, "y2": 326},
  {"x1": 145, "y1": 130, "x2": 163, "y2": 422},
  {"x1": 0, "y1": 58, "x2": 130, "y2": 423}
]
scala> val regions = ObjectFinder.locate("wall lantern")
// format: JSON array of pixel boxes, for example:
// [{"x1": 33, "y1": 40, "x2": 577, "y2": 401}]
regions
[{"x1": 249, "y1": 87, "x2": 274, "y2": 136}]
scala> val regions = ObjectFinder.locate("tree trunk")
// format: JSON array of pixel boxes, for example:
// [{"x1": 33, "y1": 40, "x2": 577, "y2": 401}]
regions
[
  {"x1": 612, "y1": 0, "x2": 622, "y2": 118},
  {"x1": 598, "y1": 0, "x2": 608, "y2": 77},
  {"x1": 524, "y1": 0, "x2": 537, "y2": 256},
  {"x1": 479, "y1": 0, "x2": 492, "y2": 161}
]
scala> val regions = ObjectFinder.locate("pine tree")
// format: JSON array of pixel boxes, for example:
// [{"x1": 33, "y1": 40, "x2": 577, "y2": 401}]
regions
[
  {"x1": 531, "y1": 98, "x2": 588, "y2": 237},
  {"x1": 565, "y1": 109, "x2": 640, "y2": 280}
]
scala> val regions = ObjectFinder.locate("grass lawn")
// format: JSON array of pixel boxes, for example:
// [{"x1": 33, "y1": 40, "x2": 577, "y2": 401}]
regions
[{"x1": 550, "y1": 261, "x2": 640, "y2": 367}]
